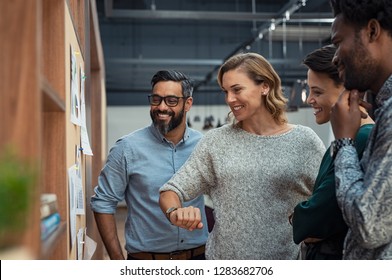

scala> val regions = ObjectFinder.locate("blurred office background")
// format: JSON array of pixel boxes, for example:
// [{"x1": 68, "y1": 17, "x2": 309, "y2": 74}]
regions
[{"x1": 96, "y1": 0, "x2": 334, "y2": 148}]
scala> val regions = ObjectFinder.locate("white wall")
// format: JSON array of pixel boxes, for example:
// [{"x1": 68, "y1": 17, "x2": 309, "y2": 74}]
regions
[{"x1": 107, "y1": 105, "x2": 333, "y2": 152}]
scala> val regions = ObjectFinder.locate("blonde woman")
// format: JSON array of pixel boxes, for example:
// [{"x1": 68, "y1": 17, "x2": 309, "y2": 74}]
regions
[{"x1": 159, "y1": 52, "x2": 325, "y2": 259}]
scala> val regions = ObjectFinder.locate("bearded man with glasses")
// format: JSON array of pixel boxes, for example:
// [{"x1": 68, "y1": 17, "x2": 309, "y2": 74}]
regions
[{"x1": 91, "y1": 70, "x2": 208, "y2": 260}]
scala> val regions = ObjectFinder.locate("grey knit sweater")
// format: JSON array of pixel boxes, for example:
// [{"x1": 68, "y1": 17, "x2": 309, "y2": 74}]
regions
[{"x1": 160, "y1": 124, "x2": 325, "y2": 259}]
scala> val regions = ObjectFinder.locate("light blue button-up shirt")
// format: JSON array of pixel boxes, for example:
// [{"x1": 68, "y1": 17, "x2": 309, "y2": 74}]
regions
[{"x1": 91, "y1": 124, "x2": 208, "y2": 253}]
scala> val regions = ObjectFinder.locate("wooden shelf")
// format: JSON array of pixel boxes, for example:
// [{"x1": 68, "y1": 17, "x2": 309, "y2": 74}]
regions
[
  {"x1": 0, "y1": 246, "x2": 35, "y2": 260},
  {"x1": 0, "y1": 0, "x2": 106, "y2": 259},
  {"x1": 40, "y1": 222, "x2": 67, "y2": 260},
  {"x1": 41, "y1": 77, "x2": 66, "y2": 112}
]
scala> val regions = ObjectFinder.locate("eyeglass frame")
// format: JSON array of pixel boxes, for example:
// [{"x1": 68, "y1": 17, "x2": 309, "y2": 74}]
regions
[{"x1": 148, "y1": 94, "x2": 188, "y2": 107}]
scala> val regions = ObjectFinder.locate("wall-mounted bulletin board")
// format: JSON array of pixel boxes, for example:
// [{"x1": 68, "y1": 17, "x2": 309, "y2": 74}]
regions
[{"x1": 0, "y1": 0, "x2": 106, "y2": 260}]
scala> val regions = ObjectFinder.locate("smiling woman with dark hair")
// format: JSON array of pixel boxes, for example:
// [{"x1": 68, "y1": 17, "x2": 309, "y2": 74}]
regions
[{"x1": 291, "y1": 45, "x2": 374, "y2": 260}]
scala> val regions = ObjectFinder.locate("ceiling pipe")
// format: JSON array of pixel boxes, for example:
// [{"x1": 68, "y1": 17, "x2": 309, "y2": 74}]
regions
[{"x1": 104, "y1": 9, "x2": 333, "y2": 23}]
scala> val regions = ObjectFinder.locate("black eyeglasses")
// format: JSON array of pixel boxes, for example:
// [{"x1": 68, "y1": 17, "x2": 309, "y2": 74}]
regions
[{"x1": 148, "y1": 94, "x2": 187, "y2": 107}]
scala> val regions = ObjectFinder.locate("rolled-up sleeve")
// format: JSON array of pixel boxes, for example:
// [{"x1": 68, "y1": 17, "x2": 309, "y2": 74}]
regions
[{"x1": 90, "y1": 140, "x2": 128, "y2": 214}]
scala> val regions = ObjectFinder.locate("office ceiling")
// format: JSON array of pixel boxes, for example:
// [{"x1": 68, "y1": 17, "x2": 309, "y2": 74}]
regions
[{"x1": 96, "y1": 0, "x2": 334, "y2": 106}]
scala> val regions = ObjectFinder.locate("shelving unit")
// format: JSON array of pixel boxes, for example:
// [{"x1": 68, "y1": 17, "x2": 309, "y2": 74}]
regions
[{"x1": 0, "y1": 0, "x2": 106, "y2": 259}]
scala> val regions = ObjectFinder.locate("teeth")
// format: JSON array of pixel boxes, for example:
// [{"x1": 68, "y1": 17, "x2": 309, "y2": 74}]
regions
[
  {"x1": 233, "y1": 105, "x2": 243, "y2": 111},
  {"x1": 157, "y1": 113, "x2": 171, "y2": 120},
  {"x1": 313, "y1": 108, "x2": 322, "y2": 115}
]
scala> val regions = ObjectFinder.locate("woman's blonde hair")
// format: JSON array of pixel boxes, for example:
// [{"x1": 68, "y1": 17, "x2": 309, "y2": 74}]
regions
[{"x1": 217, "y1": 52, "x2": 288, "y2": 124}]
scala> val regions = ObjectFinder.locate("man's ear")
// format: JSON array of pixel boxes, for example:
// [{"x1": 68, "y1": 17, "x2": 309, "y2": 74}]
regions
[
  {"x1": 185, "y1": 97, "x2": 193, "y2": 112},
  {"x1": 367, "y1": 19, "x2": 381, "y2": 42}
]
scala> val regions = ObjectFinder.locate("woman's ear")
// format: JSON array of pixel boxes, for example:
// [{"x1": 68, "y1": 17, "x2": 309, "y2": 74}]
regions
[{"x1": 261, "y1": 82, "x2": 270, "y2": 95}]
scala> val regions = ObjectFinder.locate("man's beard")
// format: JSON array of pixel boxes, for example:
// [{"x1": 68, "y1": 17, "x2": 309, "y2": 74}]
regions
[
  {"x1": 343, "y1": 36, "x2": 377, "y2": 91},
  {"x1": 150, "y1": 108, "x2": 185, "y2": 135}
]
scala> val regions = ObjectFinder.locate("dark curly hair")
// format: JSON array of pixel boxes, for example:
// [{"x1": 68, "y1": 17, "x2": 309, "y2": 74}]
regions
[{"x1": 330, "y1": 0, "x2": 392, "y2": 36}]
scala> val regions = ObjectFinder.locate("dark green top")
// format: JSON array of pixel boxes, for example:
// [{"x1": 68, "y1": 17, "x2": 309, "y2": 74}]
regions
[{"x1": 292, "y1": 124, "x2": 374, "y2": 259}]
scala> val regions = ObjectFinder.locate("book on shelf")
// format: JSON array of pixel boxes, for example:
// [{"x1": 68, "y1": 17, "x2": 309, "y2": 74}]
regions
[
  {"x1": 41, "y1": 212, "x2": 61, "y2": 240},
  {"x1": 40, "y1": 193, "x2": 58, "y2": 220}
]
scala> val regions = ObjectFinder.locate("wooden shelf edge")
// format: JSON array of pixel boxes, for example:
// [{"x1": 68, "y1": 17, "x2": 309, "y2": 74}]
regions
[
  {"x1": 41, "y1": 77, "x2": 66, "y2": 112},
  {"x1": 0, "y1": 246, "x2": 35, "y2": 260},
  {"x1": 40, "y1": 221, "x2": 67, "y2": 259},
  {"x1": 65, "y1": 0, "x2": 85, "y2": 61}
]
